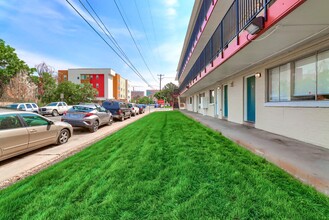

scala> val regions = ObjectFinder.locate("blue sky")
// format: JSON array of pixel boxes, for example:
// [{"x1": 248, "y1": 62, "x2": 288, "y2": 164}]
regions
[{"x1": 0, "y1": 0, "x2": 194, "y2": 90}]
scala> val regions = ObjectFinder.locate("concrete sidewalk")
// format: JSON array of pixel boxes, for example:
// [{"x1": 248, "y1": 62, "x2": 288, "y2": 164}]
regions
[{"x1": 181, "y1": 110, "x2": 329, "y2": 196}]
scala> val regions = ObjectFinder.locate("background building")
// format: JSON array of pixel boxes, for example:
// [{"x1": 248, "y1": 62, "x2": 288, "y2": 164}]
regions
[
  {"x1": 177, "y1": 0, "x2": 329, "y2": 149},
  {"x1": 131, "y1": 91, "x2": 145, "y2": 100},
  {"x1": 146, "y1": 90, "x2": 159, "y2": 97}
]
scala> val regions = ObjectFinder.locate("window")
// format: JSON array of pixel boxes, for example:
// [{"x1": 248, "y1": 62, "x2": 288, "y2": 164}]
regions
[
  {"x1": 317, "y1": 50, "x2": 329, "y2": 99},
  {"x1": 189, "y1": 97, "x2": 193, "y2": 104},
  {"x1": 96, "y1": 75, "x2": 99, "y2": 80},
  {"x1": 293, "y1": 56, "x2": 316, "y2": 99},
  {"x1": 96, "y1": 83, "x2": 99, "y2": 88},
  {"x1": 268, "y1": 50, "x2": 329, "y2": 102},
  {"x1": 268, "y1": 64, "x2": 291, "y2": 101},
  {"x1": 21, "y1": 114, "x2": 49, "y2": 127},
  {"x1": 209, "y1": 90, "x2": 215, "y2": 103},
  {"x1": 0, "y1": 114, "x2": 22, "y2": 130}
]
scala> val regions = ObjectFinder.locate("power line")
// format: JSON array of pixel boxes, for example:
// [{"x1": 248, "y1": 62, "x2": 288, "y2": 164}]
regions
[
  {"x1": 133, "y1": 0, "x2": 152, "y2": 53},
  {"x1": 66, "y1": 0, "x2": 153, "y2": 88},
  {"x1": 113, "y1": 0, "x2": 158, "y2": 84},
  {"x1": 83, "y1": 0, "x2": 140, "y2": 75},
  {"x1": 147, "y1": 0, "x2": 164, "y2": 71}
]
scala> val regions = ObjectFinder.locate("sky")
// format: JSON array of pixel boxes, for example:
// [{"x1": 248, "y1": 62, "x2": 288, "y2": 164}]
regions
[{"x1": 0, "y1": 0, "x2": 194, "y2": 91}]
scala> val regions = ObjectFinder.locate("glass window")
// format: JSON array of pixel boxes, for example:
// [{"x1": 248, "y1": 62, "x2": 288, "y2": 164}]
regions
[
  {"x1": 21, "y1": 114, "x2": 49, "y2": 127},
  {"x1": 317, "y1": 50, "x2": 329, "y2": 96},
  {"x1": 280, "y1": 64, "x2": 291, "y2": 101},
  {"x1": 0, "y1": 114, "x2": 22, "y2": 130},
  {"x1": 209, "y1": 90, "x2": 215, "y2": 103},
  {"x1": 189, "y1": 97, "x2": 193, "y2": 104},
  {"x1": 268, "y1": 67, "x2": 279, "y2": 101},
  {"x1": 294, "y1": 56, "x2": 316, "y2": 97},
  {"x1": 26, "y1": 104, "x2": 32, "y2": 108},
  {"x1": 18, "y1": 104, "x2": 26, "y2": 110}
]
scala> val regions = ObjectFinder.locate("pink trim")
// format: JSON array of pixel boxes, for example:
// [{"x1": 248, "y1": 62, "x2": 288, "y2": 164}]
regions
[{"x1": 181, "y1": 0, "x2": 305, "y2": 95}]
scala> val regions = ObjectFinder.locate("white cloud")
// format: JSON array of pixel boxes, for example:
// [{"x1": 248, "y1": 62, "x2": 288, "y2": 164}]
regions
[
  {"x1": 16, "y1": 49, "x2": 79, "y2": 72},
  {"x1": 166, "y1": 8, "x2": 177, "y2": 17},
  {"x1": 163, "y1": 0, "x2": 178, "y2": 7}
]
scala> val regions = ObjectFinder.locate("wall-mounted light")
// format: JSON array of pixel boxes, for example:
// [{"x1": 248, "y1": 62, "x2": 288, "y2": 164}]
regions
[
  {"x1": 245, "y1": 16, "x2": 265, "y2": 35},
  {"x1": 255, "y1": 72, "x2": 261, "y2": 78},
  {"x1": 230, "y1": 81, "x2": 234, "y2": 87}
]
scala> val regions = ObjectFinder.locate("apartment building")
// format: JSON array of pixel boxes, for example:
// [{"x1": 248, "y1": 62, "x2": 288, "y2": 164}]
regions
[
  {"x1": 59, "y1": 68, "x2": 116, "y2": 100},
  {"x1": 177, "y1": 0, "x2": 329, "y2": 149}
]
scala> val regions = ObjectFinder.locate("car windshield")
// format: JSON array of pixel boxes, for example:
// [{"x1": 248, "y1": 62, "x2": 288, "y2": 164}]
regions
[
  {"x1": 47, "y1": 102, "x2": 58, "y2": 106},
  {"x1": 6, "y1": 104, "x2": 19, "y2": 109},
  {"x1": 69, "y1": 106, "x2": 94, "y2": 112},
  {"x1": 128, "y1": 104, "x2": 133, "y2": 107}
]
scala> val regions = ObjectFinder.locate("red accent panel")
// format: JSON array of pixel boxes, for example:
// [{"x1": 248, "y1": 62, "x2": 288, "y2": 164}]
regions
[
  {"x1": 90, "y1": 74, "x2": 104, "y2": 97},
  {"x1": 181, "y1": 0, "x2": 305, "y2": 95}
]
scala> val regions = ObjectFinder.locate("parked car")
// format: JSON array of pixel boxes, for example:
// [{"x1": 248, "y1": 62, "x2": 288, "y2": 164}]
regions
[
  {"x1": 102, "y1": 100, "x2": 131, "y2": 121},
  {"x1": 128, "y1": 103, "x2": 139, "y2": 116},
  {"x1": 136, "y1": 104, "x2": 145, "y2": 114},
  {"x1": 5, "y1": 103, "x2": 39, "y2": 113},
  {"x1": 39, "y1": 102, "x2": 70, "y2": 116},
  {"x1": 61, "y1": 104, "x2": 113, "y2": 132},
  {"x1": 0, "y1": 109, "x2": 73, "y2": 162}
]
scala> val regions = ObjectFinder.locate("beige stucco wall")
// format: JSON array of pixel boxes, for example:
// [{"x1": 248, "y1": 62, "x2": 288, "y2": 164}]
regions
[
  {"x1": 183, "y1": 38, "x2": 329, "y2": 149},
  {"x1": 255, "y1": 68, "x2": 329, "y2": 148}
]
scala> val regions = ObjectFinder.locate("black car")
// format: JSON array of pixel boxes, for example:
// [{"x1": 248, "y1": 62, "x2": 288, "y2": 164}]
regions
[{"x1": 102, "y1": 100, "x2": 131, "y2": 121}]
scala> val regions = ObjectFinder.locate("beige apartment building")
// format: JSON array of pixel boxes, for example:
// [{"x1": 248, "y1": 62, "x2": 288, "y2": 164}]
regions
[{"x1": 177, "y1": 0, "x2": 329, "y2": 149}]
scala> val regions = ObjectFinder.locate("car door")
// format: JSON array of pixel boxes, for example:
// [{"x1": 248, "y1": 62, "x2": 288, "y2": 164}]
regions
[
  {"x1": 97, "y1": 107, "x2": 109, "y2": 125},
  {"x1": 0, "y1": 114, "x2": 29, "y2": 159},
  {"x1": 25, "y1": 103, "x2": 33, "y2": 112},
  {"x1": 20, "y1": 113, "x2": 58, "y2": 149},
  {"x1": 57, "y1": 102, "x2": 63, "y2": 114}
]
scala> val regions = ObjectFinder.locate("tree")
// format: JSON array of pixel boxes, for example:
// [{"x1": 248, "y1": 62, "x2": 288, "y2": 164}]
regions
[
  {"x1": 0, "y1": 39, "x2": 31, "y2": 97},
  {"x1": 137, "y1": 96, "x2": 152, "y2": 104},
  {"x1": 154, "y1": 82, "x2": 178, "y2": 103},
  {"x1": 55, "y1": 81, "x2": 98, "y2": 105},
  {"x1": 39, "y1": 72, "x2": 57, "y2": 104}
]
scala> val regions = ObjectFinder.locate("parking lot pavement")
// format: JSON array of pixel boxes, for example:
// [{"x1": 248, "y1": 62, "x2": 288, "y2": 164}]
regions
[{"x1": 0, "y1": 107, "x2": 157, "y2": 189}]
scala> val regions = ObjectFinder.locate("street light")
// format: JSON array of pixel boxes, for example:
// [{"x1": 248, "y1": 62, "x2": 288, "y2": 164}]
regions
[{"x1": 245, "y1": 16, "x2": 265, "y2": 35}]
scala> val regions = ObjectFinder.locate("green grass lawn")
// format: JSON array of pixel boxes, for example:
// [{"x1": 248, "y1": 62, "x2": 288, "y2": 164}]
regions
[{"x1": 0, "y1": 111, "x2": 328, "y2": 219}]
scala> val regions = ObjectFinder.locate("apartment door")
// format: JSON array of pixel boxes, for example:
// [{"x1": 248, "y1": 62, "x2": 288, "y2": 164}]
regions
[
  {"x1": 246, "y1": 76, "x2": 256, "y2": 122},
  {"x1": 223, "y1": 85, "x2": 228, "y2": 118}
]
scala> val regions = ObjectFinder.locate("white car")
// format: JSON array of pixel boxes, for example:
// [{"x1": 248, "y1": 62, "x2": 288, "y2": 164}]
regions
[
  {"x1": 128, "y1": 103, "x2": 140, "y2": 116},
  {"x1": 5, "y1": 103, "x2": 39, "y2": 113},
  {"x1": 40, "y1": 102, "x2": 70, "y2": 116}
]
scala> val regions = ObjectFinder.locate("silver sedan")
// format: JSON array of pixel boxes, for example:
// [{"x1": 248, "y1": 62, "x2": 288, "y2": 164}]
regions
[{"x1": 61, "y1": 104, "x2": 113, "y2": 132}]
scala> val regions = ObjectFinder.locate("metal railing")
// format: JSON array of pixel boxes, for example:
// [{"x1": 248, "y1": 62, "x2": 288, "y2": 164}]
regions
[{"x1": 179, "y1": 0, "x2": 276, "y2": 93}]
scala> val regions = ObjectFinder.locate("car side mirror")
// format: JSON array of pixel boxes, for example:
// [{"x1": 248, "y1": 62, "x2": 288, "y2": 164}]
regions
[{"x1": 48, "y1": 120, "x2": 54, "y2": 125}]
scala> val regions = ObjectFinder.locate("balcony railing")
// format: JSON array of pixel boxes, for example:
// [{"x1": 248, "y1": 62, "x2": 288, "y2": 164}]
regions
[{"x1": 179, "y1": 0, "x2": 276, "y2": 93}]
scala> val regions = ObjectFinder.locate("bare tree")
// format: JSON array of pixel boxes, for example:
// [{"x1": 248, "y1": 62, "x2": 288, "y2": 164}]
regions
[{"x1": 35, "y1": 62, "x2": 55, "y2": 77}]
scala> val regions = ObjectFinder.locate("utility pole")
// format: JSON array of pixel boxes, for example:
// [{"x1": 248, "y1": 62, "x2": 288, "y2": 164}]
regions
[{"x1": 158, "y1": 74, "x2": 164, "y2": 91}]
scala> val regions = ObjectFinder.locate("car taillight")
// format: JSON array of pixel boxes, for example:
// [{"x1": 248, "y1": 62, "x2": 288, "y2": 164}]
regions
[
  {"x1": 117, "y1": 110, "x2": 122, "y2": 114},
  {"x1": 84, "y1": 113, "x2": 94, "y2": 117},
  {"x1": 63, "y1": 111, "x2": 67, "y2": 115},
  {"x1": 132, "y1": 108, "x2": 134, "y2": 110}
]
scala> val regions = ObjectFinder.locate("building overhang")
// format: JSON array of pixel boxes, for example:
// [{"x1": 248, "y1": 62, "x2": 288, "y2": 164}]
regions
[{"x1": 180, "y1": 0, "x2": 329, "y2": 97}]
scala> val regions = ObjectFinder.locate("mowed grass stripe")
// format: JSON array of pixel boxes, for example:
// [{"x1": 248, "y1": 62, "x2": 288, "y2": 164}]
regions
[{"x1": 0, "y1": 111, "x2": 328, "y2": 219}]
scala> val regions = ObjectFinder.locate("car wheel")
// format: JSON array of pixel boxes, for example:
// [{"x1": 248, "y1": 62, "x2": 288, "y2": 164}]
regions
[
  {"x1": 57, "y1": 129, "x2": 69, "y2": 145},
  {"x1": 89, "y1": 120, "x2": 99, "y2": 132},
  {"x1": 108, "y1": 117, "x2": 113, "y2": 125},
  {"x1": 52, "y1": 110, "x2": 59, "y2": 117}
]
